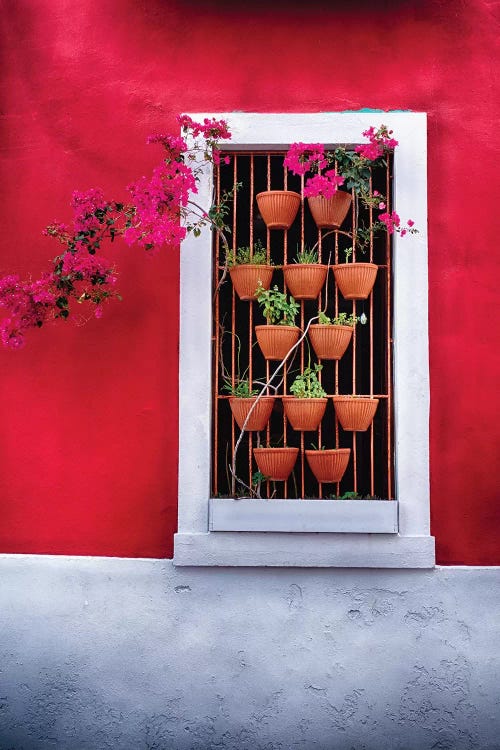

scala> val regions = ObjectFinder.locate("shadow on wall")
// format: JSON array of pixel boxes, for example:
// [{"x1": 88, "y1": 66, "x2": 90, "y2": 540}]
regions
[{"x1": 176, "y1": 0, "x2": 447, "y2": 9}]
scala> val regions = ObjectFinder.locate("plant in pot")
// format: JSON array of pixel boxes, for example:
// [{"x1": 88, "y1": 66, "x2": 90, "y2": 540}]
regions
[
  {"x1": 226, "y1": 240, "x2": 274, "y2": 301},
  {"x1": 332, "y1": 394, "x2": 379, "y2": 432},
  {"x1": 308, "y1": 310, "x2": 359, "y2": 360},
  {"x1": 333, "y1": 244, "x2": 380, "y2": 300},
  {"x1": 256, "y1": 190, "x2": 301, "y2": 230},
  {"x1": 223, "y1": 378, "x2": 276, "y2": 432},
  {"x1": 305, "y1": 443, "x2": 351, "y2": 484},
  {"x1": 253, "y1": 444, "x2": 299, "y2": 481},
  {"x1": 333, "y1": 209, "x2": 418, "y2": 300},
  {"x1": 282, "y1": 364, "x2": 328, "y2": 431},
  {"x1": 282, "y1": 246, "x2": 328, "y2": 300},
  {"x1": 284, "y1": 142, "x2": 352, "y2": 230},
  {"x1": 284, "y1": 127, "x2": 418, "y2": 300},
  {"x1": 254, "y1": 284, "x2": 300, "y2": 360}
]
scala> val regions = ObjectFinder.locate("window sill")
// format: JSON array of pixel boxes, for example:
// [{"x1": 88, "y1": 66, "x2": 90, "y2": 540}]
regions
[
  {"x1": 173, "y1": 528, "x2": 435, "y2": 568},
  {"x1": 209, "y1": 498, "x2": 398, "y2": 533}
]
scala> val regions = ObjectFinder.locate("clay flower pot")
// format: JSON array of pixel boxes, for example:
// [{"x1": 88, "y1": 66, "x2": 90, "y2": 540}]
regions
[
  {"x1": 308, "y1": 324, "x2": 353, "y2": 360},
  {"x1": 229, "y1": 396, "x2": 275, "y2": 431},
  {"x1": 332, "y1": 396, "x2": 379, "y2": 431},
  {"x1": 256, "y1": 191, "x2": 301, "y2": 230},
  {"x1": 282, "y1": 264, "x2": 328, "y2": 300},
  {"x1": 307, "y1": 191, "x2": 352, "y2": 229},
  {"x1": 255, "y1": 325, "x2": 300, "y2": 360},
  {"x1": 333, "y1": 263, "x2": 378, "y2": 300},
  {"x1": 253, "y1": 447, "x2": 299, "y2": 481},
  {"x1": 305, "y1": 448, "x2": 351, "y2": 484},
  {"x1": 229, "y1": 265, "x2": 274, "y2": 301},
  {"x1": 282, "y1": 397, "x2": 328, "y2": 431}
]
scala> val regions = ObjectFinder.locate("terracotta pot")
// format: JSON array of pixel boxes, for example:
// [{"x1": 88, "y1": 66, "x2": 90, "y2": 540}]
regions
[
  {"x1": 332, "y1": 396, "x2": 379, "y2": 431},
  {"x1": 253, "y1": 447, "x2": 299, "y2": 481},
  {"x1": 333, "y1": 263, "x2": 378, "y2": 300},
  {"x1": 305, "y1": 448, "x2": 351, "y2": 483},
  {"x1": 282, "y1": 397, "x2": 328, "y2": 431},
  {"x1": 282, "y1": 264, "x2": 328, "y2": 300},
  {"x1": 229, "y1": 265, "x2": 274, "y2": 301},
  {"x1": 308, "y1": 324, "x2": 353, "y2": 360},
  {"x1": 229, "y1": 396, "x2": 275, "y2": 431},
  {"x1": 307, "y1": 191, "x2": 352, "y2": 229},
  {"x1": 256, "y1": 191, "x2": 301, "y2": 230},
  {"x1": 255, "y1": 325, "x2": 300, "y2": 360}
]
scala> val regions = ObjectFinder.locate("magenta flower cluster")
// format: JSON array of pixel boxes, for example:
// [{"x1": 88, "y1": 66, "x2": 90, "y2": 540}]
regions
[
  {"x1": 0, "y1": 115, "x2": 231, "y2": 348},
  {"x1": 303, "y1": 171, "x2": 345, "y2": 199},
  {"x1": 284, "y1": 143, "x2": 345, "y2": 198},
  {"x1": 284, "y1": 143, "x2": 327, "y2": 176},
  {"x1": 379, "y1": 212, "x2": 415, "y2": 236},
  {"x1": 355, "y1": 125, "x2": 399, "y2": 160}
]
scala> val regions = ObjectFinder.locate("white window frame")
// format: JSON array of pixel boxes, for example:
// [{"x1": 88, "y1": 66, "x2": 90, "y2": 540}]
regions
[{"x1": 174, "y1": 112, "x2": 435, "y2": 568}]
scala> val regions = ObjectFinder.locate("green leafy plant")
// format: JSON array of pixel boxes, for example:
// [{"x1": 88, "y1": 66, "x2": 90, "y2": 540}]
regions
[
  {"x1": 222, "y1": 379, "x2": 258, "y2": 398},
  {"x1": 294, "y1": 246, "x2": 318, "y2": 264},
  {"x1": 252, "y1": 470, "x2": 269, "y2": 487},
  {"x1": 290, "y1": 364, "x2": 327, "y2": 398},
  {"x1": 226, "y1": 239, "x2": 268, "y2": 267},
  {"x1": 318, "y1": 311, "x2": 359, "y2": 326},
  {"x1": 255, "y1": 284, "x2": 299, "y2": 326},
  {"x1": 329, "y1": 491, "x2": 381, "y2": 500},
  {"x1": 310, "y1": 442, "x2": 326, "y2": 451}
]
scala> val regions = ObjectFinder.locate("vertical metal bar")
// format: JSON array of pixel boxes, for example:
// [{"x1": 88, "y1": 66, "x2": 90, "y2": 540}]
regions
[
  {"x1": 266, "y1": 154, "x2": 271, "y2": 497},
  {"x1": 230, "y1": 155, "x2": 238, "y2": 493},
  {"x1": 300, "y1": 174, "x2": 305, "y2": 252},
  {"x1": 249, "y1": 154, "x2": 254, "y2": 491},
  {"x1": 213, "y1": 164, "x2": 221, "y2": 496},
  {"x1": 386, "y1": 158, "x2": 393, "y2": 499},
  {"x1": 318, "y1": 348, "x2": 323, "y2": 499},
  {"x1": 318, "y1": 223, "x2": 323, "y2": 496},
  {"x1": 369, "y1": 170, "x2": 375, "y2": 497},
  {"x1": 334, "y1": 221, "x2": 340, "y2": 499},
  {"x1": 350, "y1": 183, "x2": 358, "y2": 494}
]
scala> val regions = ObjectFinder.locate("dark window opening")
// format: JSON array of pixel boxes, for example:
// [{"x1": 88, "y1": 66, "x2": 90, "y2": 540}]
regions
[{"x1": 211, "y1": 150, "x2": 394, "y2": 500}]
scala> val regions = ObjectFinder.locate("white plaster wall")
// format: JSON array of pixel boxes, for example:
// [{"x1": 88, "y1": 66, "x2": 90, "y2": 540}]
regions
[{"x1": 0, "y1": 556, "x2": 499, "y2": 750}]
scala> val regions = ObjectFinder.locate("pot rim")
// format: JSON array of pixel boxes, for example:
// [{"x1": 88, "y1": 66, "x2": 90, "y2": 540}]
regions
[
  {"x1": 332, "y1": 262, "x2": 379, "y2": 269},
  {"x1": 256, "y1": 190, "x2": 301, "y2": 199},
  {"x1": 305, "y1": 448, "x2": 351, "y2": 455}
]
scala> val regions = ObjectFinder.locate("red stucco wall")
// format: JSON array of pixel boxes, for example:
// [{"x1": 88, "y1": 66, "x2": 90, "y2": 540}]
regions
[{"x1": 1, "y1": 0, "x2": 498, "y2": 563}]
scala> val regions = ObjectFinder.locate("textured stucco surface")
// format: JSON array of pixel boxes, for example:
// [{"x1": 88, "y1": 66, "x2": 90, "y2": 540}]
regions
[{"x1": 1, "y1": 556, "x2": 499, "y2": 750}]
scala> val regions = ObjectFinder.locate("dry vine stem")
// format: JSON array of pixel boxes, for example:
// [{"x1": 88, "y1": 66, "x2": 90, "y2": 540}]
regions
[{"x1": 229, "y1": 252, "x2": 333, "y2": 497}]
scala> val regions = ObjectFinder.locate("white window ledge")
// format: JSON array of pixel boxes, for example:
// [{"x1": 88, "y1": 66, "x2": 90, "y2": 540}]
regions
[
  {"x1": 210, "y1": 498, "x2": 398, "y2": 533},
  {"x1": 174, "y1": 531, "x2": 435, "y2": 568}
]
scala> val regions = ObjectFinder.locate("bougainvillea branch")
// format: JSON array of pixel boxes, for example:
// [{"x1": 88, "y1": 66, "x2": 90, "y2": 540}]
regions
[
  {"x1": 0, "y1": 115, "x2": 232, "y2": 349},
  {"x1": 284, "y1": 124, "x2": 418, "y2": 254}
]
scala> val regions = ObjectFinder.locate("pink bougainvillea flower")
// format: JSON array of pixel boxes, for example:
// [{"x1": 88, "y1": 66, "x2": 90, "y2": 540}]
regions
[
  {"x1": 407, "y1": 219, "x2": 415, "y2": 227},
  {"x1": 379, "y1": 211, "x2": 401, "y2": 234},
  {"x1": 176, "y1": 114, "x2": 231, "y2": 141},
  {"x1": 356, "y1": 125, "x2": 399, "y2": 161},
  {"x1": 284, "y1": 142, "x2": 327, "y2": 176},
  {"x1": 303, "y1": 171, "x2": 344, "y2": 198},
  {"x1": 0, "y1": 112, "x2": 232, "y2": 347},
  {"x1": 355, "y1": 142, "x2": 383, "y2": 160}
]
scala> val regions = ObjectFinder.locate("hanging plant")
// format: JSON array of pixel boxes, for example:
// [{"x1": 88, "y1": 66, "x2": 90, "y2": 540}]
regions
[
  {"x1": 226, "y1": 240, "x2": 274, "y2": 300},
  {"x1": 282, "y1": 247, "x2": 328, "y2": 300},
  {"x1": 308, "y1": 311, "x2": 359, "y2": 360}
]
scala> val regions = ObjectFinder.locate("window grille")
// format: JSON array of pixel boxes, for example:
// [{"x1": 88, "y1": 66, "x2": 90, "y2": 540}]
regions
[{"x1": 212, "y1": 150, "x2": 394, "y2": 501}]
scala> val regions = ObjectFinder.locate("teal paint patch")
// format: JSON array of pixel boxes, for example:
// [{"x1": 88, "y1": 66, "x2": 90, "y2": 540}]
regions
[{"x1": 338, "y1": 108, "x2": 413, "y2": 113}]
